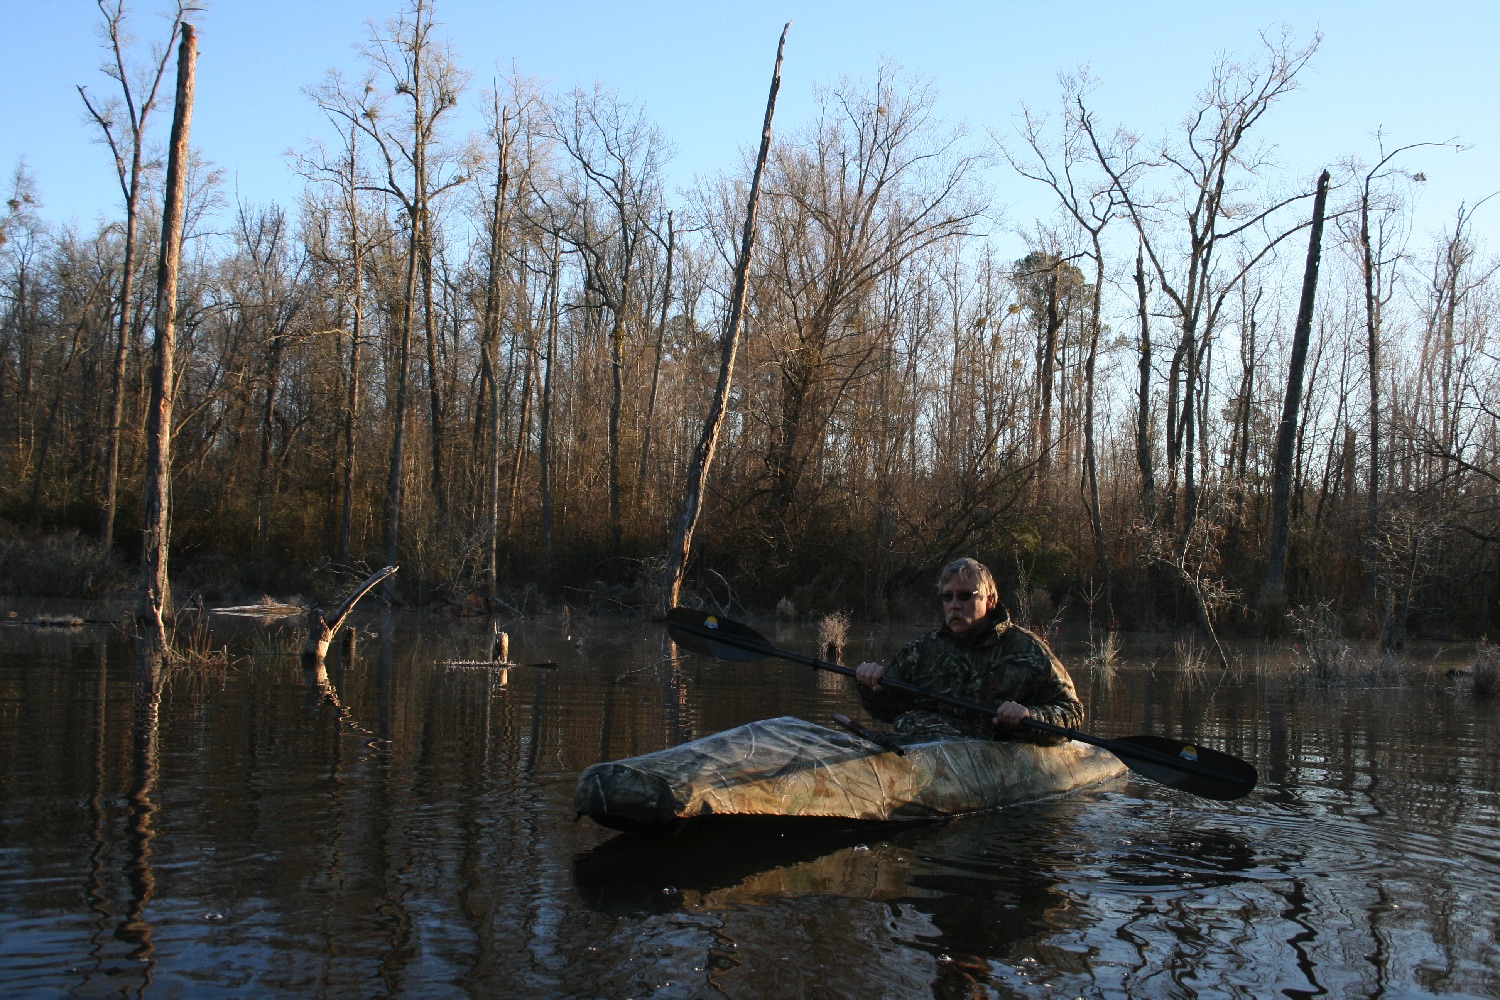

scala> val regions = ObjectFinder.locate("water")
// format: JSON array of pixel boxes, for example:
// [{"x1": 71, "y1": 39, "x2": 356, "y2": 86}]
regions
[{"x1": 1, "y1": 610, "x2": 1497, "y2": 998}]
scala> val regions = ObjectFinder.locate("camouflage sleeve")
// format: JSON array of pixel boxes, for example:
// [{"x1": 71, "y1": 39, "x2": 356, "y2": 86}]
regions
[
  {"x1": 986, "y1": 637, "x2": 1084, "y2": 745},
  {"x1": 856, "y1": 638, "x2": 923, "y2": 723}
]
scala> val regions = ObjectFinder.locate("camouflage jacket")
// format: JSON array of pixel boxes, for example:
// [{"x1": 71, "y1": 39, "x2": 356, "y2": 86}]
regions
[{"x1": 858, "y1": 613, "x2": 1083, "y2": 744}]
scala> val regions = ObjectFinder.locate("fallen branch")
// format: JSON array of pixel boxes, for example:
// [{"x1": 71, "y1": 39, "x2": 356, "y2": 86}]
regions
[{"x1": 302, "y1": 565, "x2": 397, "y2": 664}]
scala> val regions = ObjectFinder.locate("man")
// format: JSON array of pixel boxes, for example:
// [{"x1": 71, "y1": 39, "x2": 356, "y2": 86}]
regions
[{"x1": 854, "y1": 557, "x2": 1083, "y2": 744}]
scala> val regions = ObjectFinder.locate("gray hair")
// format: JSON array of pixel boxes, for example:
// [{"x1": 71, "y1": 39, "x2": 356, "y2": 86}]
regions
[{"x1": 937, "y1": 557, "x2": 996, "y2": 599}]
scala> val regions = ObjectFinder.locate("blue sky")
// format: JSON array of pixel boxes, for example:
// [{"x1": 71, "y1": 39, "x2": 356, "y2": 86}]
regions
[{"x1": 4, "y1": 1, "x2": 1497, "y2": 254}]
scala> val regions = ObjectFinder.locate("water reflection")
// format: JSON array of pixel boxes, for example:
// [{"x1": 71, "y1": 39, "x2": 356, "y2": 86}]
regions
[
  {"x1": 572, "y1": 801, "x2": 1170, "y2": 997},
  {"x1": 118, "y1": 638, "x2": 165, "y2": 979},
  {"x1": 2, "y1": 616, "x2": 1499, "y2": 997},
  {"x1": 574, "y1": 821, "x2": 899, "y2": 916}
]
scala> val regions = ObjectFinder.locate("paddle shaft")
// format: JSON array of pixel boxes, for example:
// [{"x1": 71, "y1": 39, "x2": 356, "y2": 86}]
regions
[{"x1": 669, "y1": 614, "x2": 1253, "y2": 791}]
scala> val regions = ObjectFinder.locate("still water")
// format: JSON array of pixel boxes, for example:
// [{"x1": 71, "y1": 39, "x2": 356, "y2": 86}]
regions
[{"x1": 1, "y1": 609, "x2": 1497, "y2": 998}]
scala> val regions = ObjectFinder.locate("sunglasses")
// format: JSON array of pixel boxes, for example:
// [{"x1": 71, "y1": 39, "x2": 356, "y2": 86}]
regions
[{"x1": 939, "y1": 590, "x2": 984, "y2": 604}]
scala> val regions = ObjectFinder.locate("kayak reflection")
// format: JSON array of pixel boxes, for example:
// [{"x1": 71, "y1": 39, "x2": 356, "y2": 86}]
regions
[
  {"x1": 573, "y1": 800, "x2": 1113, "y2": 993},
  {"x1": 574, "y1": 818, "x2": 908, "y2": 916}
]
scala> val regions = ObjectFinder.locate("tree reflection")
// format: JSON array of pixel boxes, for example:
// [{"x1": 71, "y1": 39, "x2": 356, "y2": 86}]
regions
[{"x1": 117, "y1": 635, "x2": 166, "y2": 979}]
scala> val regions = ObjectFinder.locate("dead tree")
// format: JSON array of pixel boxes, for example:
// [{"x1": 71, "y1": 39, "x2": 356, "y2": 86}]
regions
[
  {"x1": 480, "y1": 99, "x2": 513, "y2": 591},
  {"x1": 136, "y1": 22, "x2": 196, "y2": 631},
  {"x1": 661, "y1": 22, "x2": 788, "y2": 614},
  {"x1": 302, "y1": 565, "x2": 398, "y2": 664},
  {"x1": 1133, "y1": 242, "x2": 1156, "y2": 524},
  {"x1": 78, "y1": 0, "x2": 187, "y2": 552},
  {"x1": 1261, "y1": 170, "x2": 1331, "y2": 618}
]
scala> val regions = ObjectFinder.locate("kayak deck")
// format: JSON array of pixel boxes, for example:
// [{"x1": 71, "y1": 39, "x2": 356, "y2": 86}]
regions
[{"x1": 575, "y1": 715, "x2": 1125, "y2": 830}]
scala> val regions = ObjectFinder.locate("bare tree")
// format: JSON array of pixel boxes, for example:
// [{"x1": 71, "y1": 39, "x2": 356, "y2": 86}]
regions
[
  {"x1": 662, "y1": 23, "x2": 788, "y2": 614},
  {"x1": 1336, "y1": 135, "x2": 1455, "y2": 609},
  {"x1": 636, "y1": 208, "x2": 674, "y2": 514},
  {"x1": 78, "y1": 0, "x2": 187, "y2": 553},
  {"x1": 350, "y1": 0, "x2": 471, "y2": 594},
  {"x1": 757, "y1": 62, "x2": 985, "y2": 529},
  {"x1": 1079, "y1": 31, "x2": 1320, "y2": 539},
  {"x1": 537, "y1": 234, "x2": 561, "y2": 576},
  {"x1": 1132, "y1": 241, "x2": 1156, "y2": 523},
  {"x1": 298, "y1": 72, "x2": 388, "y2": 563},
  {"x1": 545, "y1": 83, "x2": 668, "y2": 556},
  {"x1": 137, "y1": 21, "x2": 195, "y2": 630},
  {"x1": 1261, "y1": 170, "x2": 1330, "y2": 617},
  {"x1": 1009, "y1": 242, "x2": 1086, "y2": 479},
  {"x1": 1006, "y1": 85, "x2": 1123, "y2": 612},
  {"x1": 478, "y1": 95, "x2": 513, "y2": 590}
]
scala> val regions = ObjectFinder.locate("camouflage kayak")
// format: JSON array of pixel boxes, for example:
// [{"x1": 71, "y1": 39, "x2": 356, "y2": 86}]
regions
[{"x1": 574, "y1": 715, "x2": 1126, "y2": 831}]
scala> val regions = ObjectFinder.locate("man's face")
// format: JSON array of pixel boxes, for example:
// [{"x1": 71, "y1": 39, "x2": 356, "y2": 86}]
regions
[{"x1": 939, "y1": 577, "x2": 996, "y2": 637}]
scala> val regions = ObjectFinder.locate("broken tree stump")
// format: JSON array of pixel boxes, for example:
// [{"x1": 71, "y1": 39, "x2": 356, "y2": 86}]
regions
[{"x1": 302, "y1": 565, "x2": 397, "y2": 665}]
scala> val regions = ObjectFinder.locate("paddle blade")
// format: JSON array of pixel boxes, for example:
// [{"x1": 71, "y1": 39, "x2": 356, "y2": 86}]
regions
[
  {"x1": 666, "y1": 607, "x2": 773, "y2": 662},
  {"x1": 1108, "y1": 734, "x2": 1258, "y2": 801}
]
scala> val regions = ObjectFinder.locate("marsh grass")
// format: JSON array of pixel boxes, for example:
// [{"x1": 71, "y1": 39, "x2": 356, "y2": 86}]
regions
[
  {"x1": 1080, "y1": 582, "x2": 1117, "y2": 692},
  {"x1": 1174, "y1": 636, "x2": 1211, "y2": 689},
  {"x1": 1473, "y1": 641, "x2": 1499, "y2": 699},
  {"x1": 1286, "y1": 603, "x2": 1411, "y2": 688},
  {"x1": 169, "y1": 610, "x2": 233, "y2": 673},
  {"x1": 251, "y1": 622, "x2": 304, "y2": 660},
  {"x1": 818, "y1": 611, "x2": 850, "y2": 662},
  {"x1": 1086, "y1": 630, "x2": 1120, "y2": 693}
]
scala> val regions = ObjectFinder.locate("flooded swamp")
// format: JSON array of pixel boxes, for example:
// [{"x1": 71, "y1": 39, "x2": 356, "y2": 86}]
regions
[{"x1": 1, "y1": 607, "x2": 1497, "y2": 998}]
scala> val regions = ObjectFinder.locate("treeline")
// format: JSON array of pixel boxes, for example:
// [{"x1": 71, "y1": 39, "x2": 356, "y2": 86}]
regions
[{"x1": 2, "y1": 3, "x2": 1498, "y2": 640}]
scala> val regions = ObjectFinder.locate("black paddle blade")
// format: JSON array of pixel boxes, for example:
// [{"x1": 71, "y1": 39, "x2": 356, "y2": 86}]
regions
[
  {"x1": 1108, "y1": 734, "x2": 1258, "y2": 801},
  {"x1": 665, "y1": 607, "x2": 773, "y2": 662}
]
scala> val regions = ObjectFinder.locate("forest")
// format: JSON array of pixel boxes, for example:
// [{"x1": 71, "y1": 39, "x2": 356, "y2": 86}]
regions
[{"x1": 3, "y1": 1, "x2": 1498, "y2": 645}]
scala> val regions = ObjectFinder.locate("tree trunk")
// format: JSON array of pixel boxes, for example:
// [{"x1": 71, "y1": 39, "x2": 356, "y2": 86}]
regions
[
  {"x1": 638, "y1": 210, "x2": 674, "y2": 510},
  {"x1": 538, "y1": 238, "x2": 561, "y2": 577},
  {"x1": 1134, "y1": 243, "x2": 1156, "y2": 524},
  {"x1": 420, "y1": 220, "x2": 447, "y2": 519},
  {"x1": 1180, "y1": 322, "x2": 1199, "y2": 537},
  {"x1": 503, "y1": 327, "x2": 534, "y2": 542},
  {"x1": 661, "y1": 22, "x2": 787, "y2": 614},
  {"x1": 1361, "y1": 168, "x2": 1386, "y2": 612},
  {"x1": 79, "y1": 5, "x2": 183, "y2": 554},
  {"x1": 606, "y1": 267, "x2": 632, "y2": 557},
  {"x1": 1260, "y1": 169, "x2": 1330, "y2": 617},
  {"x1": 337, "y1": 117, "x2": 364, "y2": 565},
  {"x1": 102, "y1": 186, "x2": 140, "y2": 553},
  {"x1": 1081, "y1": 233, "x2": 1112, "y2": 616},
  {"x1": 136, "y1": 23, "x2": 196, "y2": 630},
  {"x1": 482, "y1": 105, "x2": 511, "y2": 591},
  {"x1": 302, "y1": 565, "x2": 397, "y2": 665},
  {"x1": 1037, "y1": 270, "x2": 1060, "y2": 479},
  {"x1": 256, "y1": 312, "x2": 286, "y2": 553},
  {"x1": 383, "y1": 219, "x2": 419, "y2": 599}
]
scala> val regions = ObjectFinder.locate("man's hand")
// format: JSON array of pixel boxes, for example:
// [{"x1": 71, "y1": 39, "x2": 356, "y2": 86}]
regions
[
  {"x1": 855, "y1": 661, "x2": 886, "y2": 692},
  {"x1": 993, "y1": 700, "x2": 1030, "y2": 727}
]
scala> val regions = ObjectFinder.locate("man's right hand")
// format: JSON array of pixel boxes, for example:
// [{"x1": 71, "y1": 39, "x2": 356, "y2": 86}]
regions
[{"x1": 855, "y1": 661, "x2": 886, "y2": 691}]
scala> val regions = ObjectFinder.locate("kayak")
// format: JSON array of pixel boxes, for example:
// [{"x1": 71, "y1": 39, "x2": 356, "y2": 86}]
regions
[{"x1": 574, "y1": 715, "x2": 1126, "y2": 831}]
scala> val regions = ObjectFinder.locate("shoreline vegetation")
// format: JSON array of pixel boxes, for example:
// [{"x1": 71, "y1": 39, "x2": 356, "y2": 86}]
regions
[
  {"x1": 2, "y1": 524, "x2": 1494, "y2": 700},
  {"x1": 5, "y1": 5, "x2": 1499, "y2": 656}
]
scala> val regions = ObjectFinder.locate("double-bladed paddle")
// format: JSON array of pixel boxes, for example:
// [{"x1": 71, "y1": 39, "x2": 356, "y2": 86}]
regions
[{"x1": 665, "y1": 607, "x2": 1257, "y2": 802}]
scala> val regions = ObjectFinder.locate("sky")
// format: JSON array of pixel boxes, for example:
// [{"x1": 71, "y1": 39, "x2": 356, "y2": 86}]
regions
[{"x1": 4, "y1": 0, "x2": 1498, "y2": 259}]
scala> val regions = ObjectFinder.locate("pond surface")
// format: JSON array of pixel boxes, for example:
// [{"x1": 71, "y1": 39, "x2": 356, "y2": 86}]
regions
[{"x1": 1, "y1": 609, "x2": 1497, "y2": 998}]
